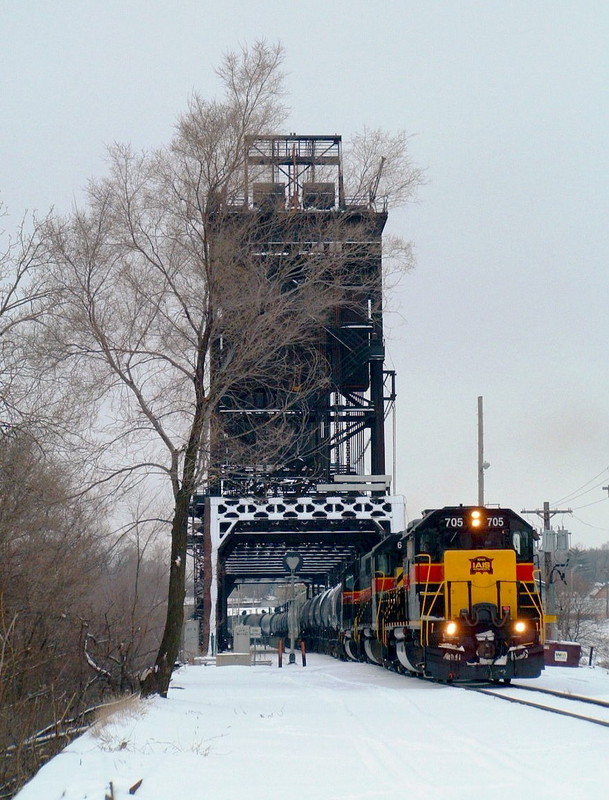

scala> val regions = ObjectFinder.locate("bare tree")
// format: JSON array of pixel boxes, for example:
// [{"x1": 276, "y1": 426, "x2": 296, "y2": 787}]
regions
[
  {"x1": 0, "y1": 432, "x2": 106, "y2": 796},
  {"x1": 343, "y1": 127, "x2": 425, "y2": 208},
  {"x1": 0, "y1": 207, "x2": 52, "y2": 433},
  {"x1": 0, "y1": 430, "x2": 174, "y2": 795},
  {"x1": 42, "y1": 42, "x2": 422, "y2": 698},
  {"x1": 85, "y1": 538, "x2": 169, "y2": 695}
]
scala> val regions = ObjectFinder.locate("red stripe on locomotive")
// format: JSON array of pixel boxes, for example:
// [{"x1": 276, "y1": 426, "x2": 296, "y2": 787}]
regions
[
  {"x1": 414, "y1": 561, "x2": 535, "y2": 583},
  {"x1": 414, "y1": 563, "x2": 444, "y2": 582},
  {"x1": 516, "y1": 563, "x2": 535, "y2": 581},
  {"x1": 374, "y1": 576, "x2": 396, "y2": 592}
]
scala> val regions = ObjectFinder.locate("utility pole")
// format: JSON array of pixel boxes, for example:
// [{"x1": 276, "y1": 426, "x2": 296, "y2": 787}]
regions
[
  {"x1": 477, "y1": 396, "x2": 490, "y2": 506},
  {"x1": 521, "y1": 501, "x2": 572, "y2": 531},
  {"x1": 521, "y1": 501, "x2": 572, "y2": 642}
]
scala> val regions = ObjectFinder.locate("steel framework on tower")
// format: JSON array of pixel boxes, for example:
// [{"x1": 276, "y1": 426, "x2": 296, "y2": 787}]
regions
[{"x1": 188, "y1": 135, "x2": 400, "y2": 650}]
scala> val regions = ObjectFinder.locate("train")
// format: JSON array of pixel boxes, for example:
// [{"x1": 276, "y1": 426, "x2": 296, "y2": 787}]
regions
[{"x1": 239, "y1": 505, "x2": 546, "y2": 683}]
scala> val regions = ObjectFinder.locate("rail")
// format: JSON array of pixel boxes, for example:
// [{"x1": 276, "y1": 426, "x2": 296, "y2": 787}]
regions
[{"x1": 460, "y1": 683, "x2": 609, "y2": 729}]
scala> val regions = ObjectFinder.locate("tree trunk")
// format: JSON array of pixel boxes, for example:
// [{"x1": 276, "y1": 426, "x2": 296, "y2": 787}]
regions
[{"x1": 140, "y1": 488, "x2": 190, "y2": 698}]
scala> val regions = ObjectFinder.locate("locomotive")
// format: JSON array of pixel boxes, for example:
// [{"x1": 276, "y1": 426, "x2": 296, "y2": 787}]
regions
[{"x1": 251, "y1": 505, "x2": 545, "y2": 683}]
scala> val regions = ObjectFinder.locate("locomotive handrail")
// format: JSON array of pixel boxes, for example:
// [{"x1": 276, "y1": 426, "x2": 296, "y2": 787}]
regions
[
  {"x1": 374, "y1": 571, "x2": 398, "y2": 647},
  {"x1": 375, "y1": 578, "x2": 386, "y2": 646},
  {"x1": 422, "y1": 584, "x2": 445, "y2": 646},
  {"x1": 375, "y1": 582, "x2": 399, "y2": 647},
  {"x1": 353, "y1": 596, "x2": 371, "y2": 643},
  {"x1": 519, "y1": 569, "x2": 545, "y2": 642},
  {"x1": 374, "y1": 574, "x2": 383, "y2": 644},
  {"x1": 415, "y1": 553, "x2": 444, "y2": 647}
]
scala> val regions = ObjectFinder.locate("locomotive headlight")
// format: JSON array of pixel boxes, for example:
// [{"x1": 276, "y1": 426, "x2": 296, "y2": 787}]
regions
[
  {"x1": 470, "y1": 509, "x2": 483, "y2": 528},
  {"x1": 445, "y1": 621, "x2": 458, "y2": 636},
  {"x1": 514, "y1": 620, "x2": 527, "y2": 634}
]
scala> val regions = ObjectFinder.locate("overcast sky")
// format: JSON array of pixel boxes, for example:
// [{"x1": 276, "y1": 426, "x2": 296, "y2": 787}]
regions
[{"x1": 3, "y1": 1, "x2": 609, "y2": 546}]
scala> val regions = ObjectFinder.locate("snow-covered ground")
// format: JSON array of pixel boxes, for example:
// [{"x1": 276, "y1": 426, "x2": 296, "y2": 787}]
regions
[{"x1": 14, "y1": 653, "x2": 609, "y2": 800}]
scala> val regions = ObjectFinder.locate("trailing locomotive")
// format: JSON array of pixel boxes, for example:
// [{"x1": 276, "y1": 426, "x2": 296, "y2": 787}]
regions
[{"x1": 254, "y1": 505, "x2": 545, "y2": 683}]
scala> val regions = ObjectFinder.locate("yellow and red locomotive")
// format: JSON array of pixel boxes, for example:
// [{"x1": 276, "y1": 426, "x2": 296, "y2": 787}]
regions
[{"x1": 340, "y1": 505, "x2": 544, "y2": 682}]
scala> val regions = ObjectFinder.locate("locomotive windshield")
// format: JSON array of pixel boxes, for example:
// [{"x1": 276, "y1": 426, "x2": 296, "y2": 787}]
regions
[{"x1": 414, "y1": 507, "x2": 536, "y2": 562}]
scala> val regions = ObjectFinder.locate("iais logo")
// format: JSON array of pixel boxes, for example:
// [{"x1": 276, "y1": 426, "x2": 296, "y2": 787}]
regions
[{"x1": 469, "y1": 556, "x2": 493, "y2": 575}]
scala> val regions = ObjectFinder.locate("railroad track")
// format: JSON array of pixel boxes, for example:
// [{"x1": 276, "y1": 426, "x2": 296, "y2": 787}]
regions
[{"x1": 460, "y1": 681, "x2": 609, "y2": 728}]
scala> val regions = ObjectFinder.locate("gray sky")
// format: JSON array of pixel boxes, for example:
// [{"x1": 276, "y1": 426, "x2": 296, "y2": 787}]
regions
[{"x1": 3, "y1": 1, "x2": 609, "y2": 545}]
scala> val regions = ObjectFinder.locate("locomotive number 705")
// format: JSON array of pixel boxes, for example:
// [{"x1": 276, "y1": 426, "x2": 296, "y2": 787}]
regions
[{"x1": 443, "y1": 516, "x2": 505, "y2": 528}]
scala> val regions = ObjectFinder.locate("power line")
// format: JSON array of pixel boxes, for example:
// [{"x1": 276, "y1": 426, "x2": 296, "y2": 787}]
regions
[
  {"x1": 552, "y1": 466, "x2": 609, "y2": 505},
  {"x1": 557, "y1": 479, "x2": 609, "y2": 505},
  {"x1": 571, "y1": 513, "x2": 609, "y2": 533},
  {"x1": 571, "y1": 496, "x2": 609, "y2": 512}
]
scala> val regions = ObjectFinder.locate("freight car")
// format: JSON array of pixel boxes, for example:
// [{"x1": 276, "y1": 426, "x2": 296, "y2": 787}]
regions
[{"x1": 252, "y1": 505, "x2": 545, "y2": 683}]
